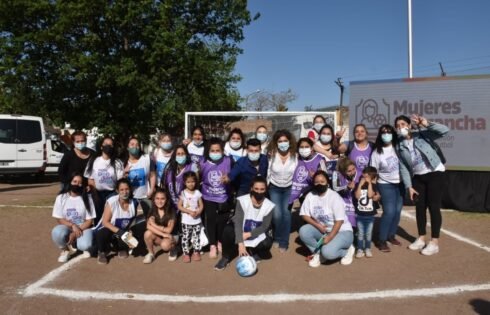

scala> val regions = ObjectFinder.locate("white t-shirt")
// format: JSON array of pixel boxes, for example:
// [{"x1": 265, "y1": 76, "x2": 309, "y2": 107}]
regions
[
  {"x1": 84, "y1": 157, "x2": 124, "y2": 191},
  {"x1": 299, "y1": 189, "x2": 352, "y2": 233},
  {"x1": 52, "y1": 194, "x2": 96, "y2": 226},
  {"x1": 187, "y1": 142, "x2": 204, "y2": 156},
  {"x1": 180, "y1": 189, "x2": 202, "y2": 225},
  {"x1": 268, "y1": 153, "x2": 298, "y2": 187},
  {"x1": 103, "y1": 195, "x2": 136, "y2": 229},
  {"x1": 224, "y1": 142, "x2": 247, "y2": 162},
  {"x1": 370, "y1": 146, "x2": 400, "y2": 184},
  {"x1": 127, "y1": 154, "x2": 152, "y2": 199},
  {"x1": 153, "y1": 149, "x2": 172, "y2": 184}
]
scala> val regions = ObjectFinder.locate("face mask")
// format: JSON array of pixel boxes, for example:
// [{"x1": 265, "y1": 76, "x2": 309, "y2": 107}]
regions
[
  {"x1": 278, "y1": 141, "x2": 290, "y2": 152},
  {"x1": 313, "y1": 184, "x2": 328, "y2": 194},
  {"x1": 398, "y1": 127, "x2": 410, "y2": 138},
  {"x1": 299, "y1": 148, "x2": 312, "y2": 158},
  {"x1": 74, "y1": 142, "x2": 86, "y2": 150},
  {"x1": 346, "y1": 171, "x2": 357, "y2": 181},
  {"x1": 176, "y1": 156, "x2": 187, "y2": 165},
  {"x1": 160, "y1": 142, "x2": 172, "y2": 151},
  {"x1": 120, "y1": 192, "x2": 130, "y2": 200},
  {"x1": 381, "y1": 133, "x2": 393, "y2": 144},
  {"x1": 209, "y1": 153, "x2": 222, "y2": 161},
  {"x1": 248, "y1": 152, "x2": 260, "y2": 162},
  {"x1": 314, "y1": 123, "x2": 324, "y2": 132},
  {"x1": 251, "y1": 191, "x2": 266, "y2": 202},
  {"x1": 229, "y1": 141, "x2": 242, "y2": 150},
  {"x1": 102, "y1": 145, "x2": 114, "y2": 156},
  {"x1": 128, "y1": 147, "x2": 140, "y2": 156},
  {"x1": 193, "y1": 140, "x2": 203, "y2": 147},
  {"x1": 70, "y1": 184, "x2": 83, "y2": 195},
  {"x1": 256, "y1": 133, "x2": 267, "y2": 142},
  {"x1": 320, "y1": 134, "x2": 332, "y2": 144}
]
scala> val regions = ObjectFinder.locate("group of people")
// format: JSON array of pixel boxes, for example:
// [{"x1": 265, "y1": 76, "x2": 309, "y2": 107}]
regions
[{"x1": 52, "y1": 113, "x2": 449, "y2": 270}]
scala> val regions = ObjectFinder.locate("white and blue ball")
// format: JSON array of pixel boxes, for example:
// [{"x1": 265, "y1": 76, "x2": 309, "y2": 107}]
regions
[{"x1": 235, "y1": 256, "x2": 257, "y2": 277}]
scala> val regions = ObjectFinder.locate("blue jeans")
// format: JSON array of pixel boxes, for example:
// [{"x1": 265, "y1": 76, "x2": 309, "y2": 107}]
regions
[
  {"x1": 378, "y1": 183, "x2": 404, "y2": 242},
  {"x1": 269, "y1": 184, "x2": 292, "y2": 249},
  {"x1": 356, "y1": 215, "x2": 374, "y2": 250},
  {"x1": 299, "y1": 224, "x2": 353, "y2": 260},
  {"x1": 51, "y1": 225, "x2": 94, "y2": 251}
]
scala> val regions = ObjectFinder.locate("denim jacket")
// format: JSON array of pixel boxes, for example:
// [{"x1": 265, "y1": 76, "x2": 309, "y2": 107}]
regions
[{"x1": 396, "y1": 122, "x2": 449, "y2": 189}]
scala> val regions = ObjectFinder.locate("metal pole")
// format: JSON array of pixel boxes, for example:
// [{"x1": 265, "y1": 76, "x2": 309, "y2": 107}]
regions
[{"x1": 408, "y1": 0, "x2": 413, "y2": 78}]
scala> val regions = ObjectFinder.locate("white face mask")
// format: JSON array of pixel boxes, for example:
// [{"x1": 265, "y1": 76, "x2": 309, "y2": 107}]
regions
[
  {"x1": 320, "y1": 134, "x2": 332, "y2": 144},
  {"x1": 299, "y1": 148, "x2": 312, "y2": 158},
  {"x1": 397, "y1": 127, "x2": 410, "y2": 138},
  {"x1": 248, "y1": 152, "x2": 260, "y2": 161},
  {"x1": 229, "y1": 141, "x2": 242, "y2": 150},
  {"x1": 314, "y1": 123, "x2": 324, "y2": 132}
]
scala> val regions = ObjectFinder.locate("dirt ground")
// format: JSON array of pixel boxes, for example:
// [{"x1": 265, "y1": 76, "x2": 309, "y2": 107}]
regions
[{"x1": 0, "y1": 175, "x2": 489, "y2": 315}]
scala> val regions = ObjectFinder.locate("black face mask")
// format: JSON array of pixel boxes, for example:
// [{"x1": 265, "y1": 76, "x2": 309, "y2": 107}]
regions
[
  {"x1": 313, "y1": 184, "x2": 328, "y2": 194},
  {"x1": 102, "y1": 145, "x2": 114, "y2": 156},
  {"x1": 70, "y1": 184, "x2": 84, "y2": 195},
  {"x1": 251, "y1": 191, "x2": 266, "y2": 202}
]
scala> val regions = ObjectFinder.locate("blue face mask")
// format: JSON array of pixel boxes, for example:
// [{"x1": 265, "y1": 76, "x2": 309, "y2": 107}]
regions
[
  {"x1": 381, "y1": 133, "x2": 393, "y2": 144},
  {"x1": 176, "y1": 156, "x2": 187, "y2": 165},
  {"x1": 248, "y1": 152, "x2": 260, "y2": 162},
  {"x1": 128, "y1": 147, "x2": 140, "y2": 156},
  {"x1": 209, "y1": 153, "x2": 223, "y2": 161},
  {"x1": 256, "y1": 133, "x2": 267, "y2": 142},
  {"x1": 160, "y1": 142, "x2": 172, "y2": 151},
  {"x1": 278, "y1": 141, "x2": 290, "y2": 152},
  {"x1": 320, "y1": 134, "x2": 332, "y2": 144},
  {"x1": 74, "y1": 142, "x2": 86, "y2": 150}
]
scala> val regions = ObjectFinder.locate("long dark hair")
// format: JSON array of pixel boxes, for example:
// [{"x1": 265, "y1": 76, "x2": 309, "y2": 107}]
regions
[
  {"x1": 86, "y1": 135, "x2": 118, "y2": 176},
  {"x1": 226, "y1": 128, "x2": 246, "y2": 149},
  {"x1": 148, "y1": 188, "x2": 175, "y2": 227},
  {"x1": 318, "y1": 124, "x2": 339, "y2": 153},
  {"x1": 374, "y1": 124, "x2": 398, "y2": 154},
  {"x1": 116, "y1": 178, "x2": 134, "y2": 200},
  {"x1": 59, "y1": 172, "x2": 93, "y2": 216},
  {"x1": 160, "y1": 144, "x2": 192, "y2": 190},
  {"x1": 123, "y1": 136, "x2": 143, "y2": 167}
]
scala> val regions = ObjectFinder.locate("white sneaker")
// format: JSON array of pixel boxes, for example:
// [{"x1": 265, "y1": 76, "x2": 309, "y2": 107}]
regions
[
  {"x1": 421, "y1": 242, "x2": 439, "y2": 256},
  {"x1": 355, "y1": 249, "x2": 365, "y2": 258},
  {"x1": 409, "y1": 238, "x2": 426, "y2": 251},
  {"x1": 81, "y1": 251, "x2": 91, "y2": 258},
  {"x1": 341, "y1": 245, "x2": 355, "y2": 265},
  {"x1": 57, "y1": 250, "x2": 71, "y2": 263},
  {"x1": 143, "y1": 253, "x2": 154, "y2": 264},
  {"x1": 365, "y1": 248, "x2": 373, "y2": 258},
  {"x1": 308, "y1": 253, "x2": 321, "y2": 268}
]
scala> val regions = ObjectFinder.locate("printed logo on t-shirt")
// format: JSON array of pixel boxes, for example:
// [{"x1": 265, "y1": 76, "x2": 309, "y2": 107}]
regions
[
  {"x1": 208, "y1": 170, "x2": 222, "y2": 188},
  {"x1": 244, "y1": 219, "x2": 262, "y2": 239},
  {"x1": 128, "y1": 168, "x2": 146, "y2": 188},
  {"x1": 190, "y1": 154, "x2": 201, "y2": 164},
  {"x1": 358, "y1": 189, "x2": 374, "y2": 212},
  {"x1": 311, "y1": 205, "x2": 329, "y2": 226},
  {"x1": 355, "y1": 155, "x2": 369, "y2": 171},
  {"x1": 296, "y1": 166, "x2": 308, "y2": 183},
  {"x1": 385, "y1": 155, "x2": 399, "y2": 173},
  {"x1": 97, "y1": 169, "x2": 114, "y2": 185},
  {"x1": 66, "y1": 208, "x2": 83, "y2": 225},
  {"x1": 115, "y1": 218, "x2": 132, "y2": 229},
  {"x1": 156, "y1": 161, "x2": 167, "y2": 181}
]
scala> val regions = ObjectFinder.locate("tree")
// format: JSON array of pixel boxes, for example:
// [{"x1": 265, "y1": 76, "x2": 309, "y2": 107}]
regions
[
  {"x1": 0, "y1": 0, "x2": 257, "y2": 140},
  {"x1": 243, "y1": 88, "x2": 297, "y2": 111}
]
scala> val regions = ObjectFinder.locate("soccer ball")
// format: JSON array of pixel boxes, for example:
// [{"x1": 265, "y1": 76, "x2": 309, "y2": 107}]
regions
[{"x1": 235, "y1": 256, "x2": 257, "y2": 277}]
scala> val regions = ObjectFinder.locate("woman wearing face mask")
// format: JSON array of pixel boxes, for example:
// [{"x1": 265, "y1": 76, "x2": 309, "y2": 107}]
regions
[
  {"x1": 214, "y1": 176, "x2": 274, "y2": 271},
  {"x1": 313, "y1": 124, "x2": 341, "y2": 175},
  {"x1": 299, "y1": 170, "x2": 355, "y2": 267},
  {"x1": 307, "y1": 115, "x2": 326, "y2": 142},
  {"x1": 267, "y1": 129, "x2": 298, "y2": 252},
  {"x1": 123, "y1": 137, "x2": 156, "y2": 218},
  {"x1": 199, "y1": 138, "x2": 233, "y2": 258},
  {"x1": 153, "y1": 133, "x2": 173, "y2": 185},
  {"x1": 370, "y1": 125, "x2": 404, "y2": 252},
  {"x1": 224, "y1": 128, "x2": 247, "y2": 162},
  {"x1": 58, "y1": 130, "x2": 94, "y2": 190},
  {"x1": 332, "y1": 158, "x2": 358, "y2": 228},
  {"x1": 338, "y1": 124, "x2": 374, "y2": 183},
  {"x1": 394, "y1": 114, "x2": 449, "y2": 256},
  {"x1": 51, "y1": 173, "x2": 96, "y2": 263},
  {"x1": 96, "y1": 178, "x2": 138, "y2": 264},
  {"x1": 186, "y1": 126, "x2": 206, "y2": 163},
  {"x1": 289, "y1": 137, "x2": 327, "y2": 206},
  {"x1": 84, "y1": 136, "x2": 124, "y2": 225},
  {"x1": 255, "y1": 125, "x2": 270, "y2": 155}
]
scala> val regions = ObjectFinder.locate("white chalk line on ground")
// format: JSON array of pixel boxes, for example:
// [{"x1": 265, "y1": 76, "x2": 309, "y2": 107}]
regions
[
  {"x1": 0, "y1": 204, "x2": 52, "y2": 209},
  {"x1": 401, "y1": 211, "x2": 490, "y2": 253}
]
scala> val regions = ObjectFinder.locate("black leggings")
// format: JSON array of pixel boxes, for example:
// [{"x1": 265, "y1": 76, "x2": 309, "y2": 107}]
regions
[
  {"x1": 413, "y1": 171, "x2": 445, "y2": 238},
  {"x1": 203, "y1": 200, "x2": 231, "y2": 246},
  {"x1": 96, "y1": 227, "x2": 130, "y2": 253},
  {"x1": 221, "y1": 224, "x2": 272, "y2": 260}
]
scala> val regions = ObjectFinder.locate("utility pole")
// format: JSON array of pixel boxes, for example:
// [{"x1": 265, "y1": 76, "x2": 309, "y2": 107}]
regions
[
  {"x1": 439, "y1": 62, "x2": 447, "y2": 77},
  {"x1": 335, "y1": 78, "x2": 344, "y2": 108},
  {"x1": 408, "y1": 0, "x2": 413, "y2": 78}
]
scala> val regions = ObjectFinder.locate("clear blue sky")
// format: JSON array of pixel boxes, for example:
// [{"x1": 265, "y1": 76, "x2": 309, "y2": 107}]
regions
[{"x1": 235, "y1": 0, "x2": 490, "y2": 111}]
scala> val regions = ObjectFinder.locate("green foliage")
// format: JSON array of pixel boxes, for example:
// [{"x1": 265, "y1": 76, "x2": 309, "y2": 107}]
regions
[{"x1": 0, "y1": 0, "x2": 253, "y2": 139}]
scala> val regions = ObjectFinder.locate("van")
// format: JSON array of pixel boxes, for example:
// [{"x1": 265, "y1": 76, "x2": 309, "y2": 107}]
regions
[
  {"x1": 0, "y1": 114, "x2": 47, "y2": 175},
  {"x1": 45, "y1": 138, "x2": 70, "y2": 173}
]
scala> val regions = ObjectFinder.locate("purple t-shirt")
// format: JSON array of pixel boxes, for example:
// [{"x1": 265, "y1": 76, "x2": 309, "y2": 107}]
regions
[
  {"x1": 289, "y1": 154, "x2": 325, "y2": 204},
  {"x1": 164, "y1": 164, "x2": 194, "y2": 210},
  {"x1": 348, "y1": 142, "x2": 372, "y2": 183},
  {"x1": 200, "y1": 157, "x2": 231, "y2": 203}
]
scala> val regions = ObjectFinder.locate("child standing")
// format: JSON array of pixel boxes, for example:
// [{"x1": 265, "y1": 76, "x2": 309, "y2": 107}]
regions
[
  {"x1": 354, "y1": 166, "x2": 381, "y2": 258},
  {"x1": 332, "y1": 158, "x2": 357, "y2": 228},
  {"x1": 178, "y1": 171, "x2": 204, "y2": 263}
]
